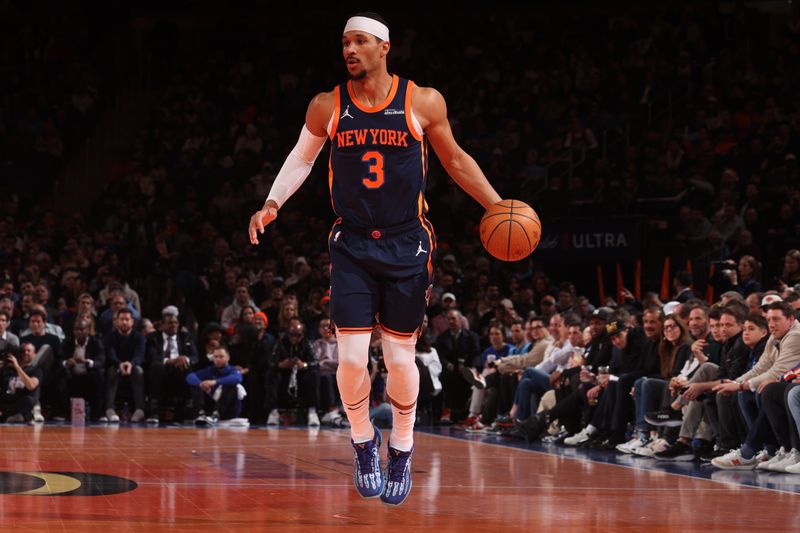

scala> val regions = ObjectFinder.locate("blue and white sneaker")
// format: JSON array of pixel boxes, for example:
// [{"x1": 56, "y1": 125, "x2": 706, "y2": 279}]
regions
[
  {"x1": 380, "y1": 446, "x2": 413, "y2": 506},
  {"x1": 351, "y1": 426, "x2": 385, "y2": 498}
]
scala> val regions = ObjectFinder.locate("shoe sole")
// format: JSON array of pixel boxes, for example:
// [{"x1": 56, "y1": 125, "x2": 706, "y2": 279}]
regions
[
  {"x1": 654, "y1": 455, "x2": 695, "y2": 462},
  {"x1": 711, "y1": 462, "x2": 757, "y2": 470},
  {"x1": 380, "y1": 479, "x2": 412, "y2": 506}
]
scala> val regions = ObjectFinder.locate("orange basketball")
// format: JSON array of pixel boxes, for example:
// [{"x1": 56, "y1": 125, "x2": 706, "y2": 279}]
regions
[{"x1": 479, "y1": 199, "x2": 542, "y2": 262}]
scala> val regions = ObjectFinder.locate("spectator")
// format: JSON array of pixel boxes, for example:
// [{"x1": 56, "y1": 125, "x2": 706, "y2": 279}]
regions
[
  {"x1": 312, "y1": 317, "x2": 341, "y2": 423},
  {"x1": 145, "y1": 308, "x2": 199, "y2": 423},
  {"x1": 435, "y1": 309, "x2": 481, "y2": 424},
  {"x1": 265, "y1": 320, "x2": 320, "y2": 427},
  {"x1": 430, "y1": 292, "x2": 469, "y2": 339},
  {"x1": 0, "y1": 343, "x2": 41, "y2": 423},
  {"x1": 186, "y1": 347, "x2": 243, "y2": 425},
  {"x1": 0, "y1": 311, "x2": 19, "y2": 348},
  {"x1": 102, "y1": 308, "x2": 146, "y2": 423},
  {"x1": 55, "y1": 319, "x2": 105, "y2": 421}
]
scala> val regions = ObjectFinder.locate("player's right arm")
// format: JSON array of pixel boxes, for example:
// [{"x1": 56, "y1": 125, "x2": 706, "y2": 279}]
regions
[{"x1": 248, "y1": 91, "x2": 334, "y2": 245}]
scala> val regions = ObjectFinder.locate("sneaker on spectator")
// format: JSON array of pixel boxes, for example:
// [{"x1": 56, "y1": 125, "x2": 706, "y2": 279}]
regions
[
  {"x1": 321, "y1": 409, "x2": 340, "y2": 425},
  {"x1": 461, "y1": 367, "x2": 486, "y2": 390},
  {"x1": 308, "y1": 408, "x2": 321, "y2": 427},
  {"x1": 5, "y1": 414, "x2": 25, "y2": 423},
  {"x1": 352, "y1": 426, "x2": 385, "y2": 499},
  {"x1": 644, "y1": 409, "x2": 683, "y2": 427},
  {"x1": 493, "y1": 415, "x2": 513, "y2": 427},
  {"x1": 755, "y1": 449, "x2": 772, "y2": 466},
  {"x1": 130, "y1": 409, "x2": 145, "y2": 423},
  {"x1": 654, "y1": 440, "x2": 695, "y2": 461},
  {"x1": 563, "y1": 427, "x2": 596, "y2": 446},
  {"x1": 783, "y1": 456, "x2": 800, "y2": 474},
  {"x1": 457, "y1": 414, "x2": 479, "y2": 430},
  {"x1": 194, "y1": 414, "x2": 210, "y2": 427},
  {"x1": 380, "y1": 445, "x2": 413, "y2": 506},
  {"x1": 768, "y1": 448, "x2": 800, "y2": 472},
  {"x1": 32, "y1": 405, "x2": 44, "y2": 424},
  {"x1": 758, "y1": 447, "x2": 788, "y2": 471},
  {"x1": 465, "y1": 418, "x2": 487, "y2": 433},
  {"x1": 439, "y1": 408, "x2": 453, "y2": 425},
  {"x1": 617, "y1": 435, "x2": 649, "y2": 454},
  {"x1": 145, "y1": 414, "x2": 159, "y2": 425},
  {"x1": 52, "y1": 416, "x2": 67, "y2": 423},
  {"x1": 633, "y1": 438, "x2": 670, "y2": 457},
  {"x1": 105, "y1": 409, "x2": 120, "y2": 424},
  {"x1": 711, "y1": 449, "x2": 758, "y2": 470},
  {"x1": 542, "y1": 427, "x2": 570, "y2": 444},
  {"x1": 267, "y1": 409, "x2": 280, "y2": 426},
  {"x1": 700, "y1": 446, "x2": 730, "y2": 462}
]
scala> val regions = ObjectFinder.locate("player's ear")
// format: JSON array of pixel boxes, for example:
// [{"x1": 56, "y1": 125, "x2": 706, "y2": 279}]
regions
[{"x1": 380, "y1": 40, "x2": 390, "y2": 57}]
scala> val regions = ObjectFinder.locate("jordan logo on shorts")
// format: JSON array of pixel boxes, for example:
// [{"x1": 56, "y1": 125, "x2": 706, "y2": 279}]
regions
[
  {"x1": 416, "y1": 241, "x2": 428, "y2": 257},
  {"x1": 340, "y1": 105, "x2": 354, "y2": 120}
]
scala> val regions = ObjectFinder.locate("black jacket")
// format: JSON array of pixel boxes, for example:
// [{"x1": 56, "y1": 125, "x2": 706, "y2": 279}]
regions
[
  {"x1": 434, "y1": 328, "x2": 482, "y2": 368},
  {"x1": 145, "y1": 330, "x2": 199, "y2": 368},
  {"x1": 60, "y1": 336, "x2": 106, "y2": 371}
]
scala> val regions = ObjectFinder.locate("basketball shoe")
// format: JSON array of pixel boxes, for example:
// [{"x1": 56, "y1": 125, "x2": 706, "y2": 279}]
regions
[
  {"x1": 381, "y1": 445, "x2": 413, "y2": 506},
  {"x1": 351, "y1": 426, "x2": 385, "y2": 498}
]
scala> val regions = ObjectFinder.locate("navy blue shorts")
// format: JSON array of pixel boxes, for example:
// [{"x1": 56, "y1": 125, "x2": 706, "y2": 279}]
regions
[{"x1": 328, "y1": 217, "x2": 436, "y2": 337}]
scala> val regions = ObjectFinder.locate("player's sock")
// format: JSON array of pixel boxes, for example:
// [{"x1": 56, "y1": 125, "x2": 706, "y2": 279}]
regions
[
  {"x1": 336, "y1": 330, "x2": 374, "y2": 443},
  {"x1": 381, "y1": 332, "x2": 419, "y2": 452}
]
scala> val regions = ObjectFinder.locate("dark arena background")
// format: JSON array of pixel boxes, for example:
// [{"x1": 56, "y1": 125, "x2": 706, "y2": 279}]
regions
[{"x1": 2, "y1": 1, "x2": 800, "y2": 530}]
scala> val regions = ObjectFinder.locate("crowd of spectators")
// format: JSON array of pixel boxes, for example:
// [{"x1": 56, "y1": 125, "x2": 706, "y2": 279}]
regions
[{"x1": 2, "y1": 3, "x2": 800, "y2": 457}]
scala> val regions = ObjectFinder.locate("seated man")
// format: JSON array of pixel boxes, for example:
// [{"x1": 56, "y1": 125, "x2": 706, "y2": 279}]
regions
[
  {"x1": 146, "y1": 308, "x2": 198, "y2": 423},
  {"x1": 265, "y1": 320, "x2": 320, "y2": 426},
  {"x1": 55, "y1": 319, "x2": 105, "y2": 421},
  {"x1": 186, "y1": 346, "x2": 243, "y2": 425},
  {"x1": 0, "y1": 343, "x2": 42, "y2": 422},
  {"x1": 103, "y1": 308, "x2": 146, "y2": 423}
]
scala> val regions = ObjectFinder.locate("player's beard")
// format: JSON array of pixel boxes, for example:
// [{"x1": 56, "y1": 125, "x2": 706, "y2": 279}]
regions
[{"x1": 348, "y1": 68, "x2": 367, "y2": 81}]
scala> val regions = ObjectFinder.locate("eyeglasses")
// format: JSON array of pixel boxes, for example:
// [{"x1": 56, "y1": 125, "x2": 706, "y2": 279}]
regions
[{"x1": 663, "y1": 324, "x2": 679, "y2": 331}]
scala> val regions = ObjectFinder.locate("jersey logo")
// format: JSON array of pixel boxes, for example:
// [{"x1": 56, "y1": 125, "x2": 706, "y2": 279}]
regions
[
  {"x1": 416, "y1": 241, "x2": 428, "y2": 257},
  {"x1": 340, "y1": 105, "x2": 354, "y2": 120},
  {"x1": 384, "y1": 108, "x2": 405, "y2": 115}
]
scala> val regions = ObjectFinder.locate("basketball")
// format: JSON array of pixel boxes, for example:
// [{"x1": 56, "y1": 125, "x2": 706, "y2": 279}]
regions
[{"x1": 479, "y1": 199, "x2": 542, "y2": 262}]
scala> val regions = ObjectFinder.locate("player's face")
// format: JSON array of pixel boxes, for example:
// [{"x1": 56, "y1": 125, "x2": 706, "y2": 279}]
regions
[{"x1": 342, "y1": 31, "x2": 386, "y2": 80}]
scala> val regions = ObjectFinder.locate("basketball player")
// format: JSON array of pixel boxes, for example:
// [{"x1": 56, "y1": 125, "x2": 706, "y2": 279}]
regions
[{"x1": 248, "y1": 13, "x2": 501, "y2": 505}]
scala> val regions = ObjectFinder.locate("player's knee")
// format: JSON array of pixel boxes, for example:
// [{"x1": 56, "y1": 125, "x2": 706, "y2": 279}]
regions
[{"x1": 384, "y1": 356, "x2": 417, "y2": 376}]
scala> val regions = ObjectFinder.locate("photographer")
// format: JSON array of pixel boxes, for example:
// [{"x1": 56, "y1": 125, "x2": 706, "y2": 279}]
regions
[
  {"x1": 0, "y1": 343, "x2": 42, "y2": 423},
  {"x1": 717, "y1": 256, "x2": 762, "y2": 297}
]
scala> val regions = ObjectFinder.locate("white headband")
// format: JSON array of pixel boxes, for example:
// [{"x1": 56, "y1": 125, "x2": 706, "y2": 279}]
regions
[{"x1": 343, "y1": 16, "x2": 390, "y2": 42}]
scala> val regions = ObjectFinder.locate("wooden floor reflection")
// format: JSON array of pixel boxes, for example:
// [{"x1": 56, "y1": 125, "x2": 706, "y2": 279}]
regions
[{"x1": 0, "y1": 425, "x2": 798, "y2": 532}]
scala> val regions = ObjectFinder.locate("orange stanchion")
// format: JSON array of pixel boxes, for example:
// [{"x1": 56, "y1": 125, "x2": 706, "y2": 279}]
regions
[
  {"x1": 686, "y1": 259, "x2": 693, "y2": 278},
  {"x1": 660, "y1": 257, "x2": 671, "y2": 301},
  {"x1": 706, "y1": 263, "x2": 715, "y2": 304},
  {"x1": 616, "y1": 263, "x2": 625, "y2": 304},
  {"x1": 597, "y1": 264, "x2": 606, "y2": 305},
  {"x1": 634, "y1": 260, "x2": 642, "y2": 300}
]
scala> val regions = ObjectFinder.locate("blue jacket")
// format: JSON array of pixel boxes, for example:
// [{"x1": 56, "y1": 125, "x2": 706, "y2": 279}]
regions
[{"x1": 186, "y1": 364, "x2": 242, "y2": 388}]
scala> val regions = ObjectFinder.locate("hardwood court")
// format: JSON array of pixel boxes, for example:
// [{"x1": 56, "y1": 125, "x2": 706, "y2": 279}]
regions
[{"x1": 0, "y1": 425, "x2": 797, "y2": 532}]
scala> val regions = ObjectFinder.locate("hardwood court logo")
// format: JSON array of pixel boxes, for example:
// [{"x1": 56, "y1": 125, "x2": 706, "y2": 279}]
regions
[{"x1": 0, "y1": 472, "x2": 137, "y2": 496}]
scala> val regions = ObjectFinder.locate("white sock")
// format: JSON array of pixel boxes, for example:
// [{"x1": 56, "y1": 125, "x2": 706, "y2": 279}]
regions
[
  {"x1": 335, "y1": 330, "x2": 374, "y2": 443},
  {"x1": 381, "y1": 332, "x2": 419, "y2": 452}
]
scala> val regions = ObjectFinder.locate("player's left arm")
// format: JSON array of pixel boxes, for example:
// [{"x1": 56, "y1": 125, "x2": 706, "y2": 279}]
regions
[{"x1": 413, "y1": 86, "x2": 502, "y2": 209}]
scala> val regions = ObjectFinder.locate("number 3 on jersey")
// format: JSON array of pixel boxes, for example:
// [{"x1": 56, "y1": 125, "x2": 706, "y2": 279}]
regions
[{"x1": 361, "y1": 151, "x2": 384, "y2": 189}]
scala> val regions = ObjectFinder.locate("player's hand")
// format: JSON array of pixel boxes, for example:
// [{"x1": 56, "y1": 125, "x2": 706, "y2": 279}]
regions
[{"x1": 249, "y1": 200, "x2": 279, "y2": 245}]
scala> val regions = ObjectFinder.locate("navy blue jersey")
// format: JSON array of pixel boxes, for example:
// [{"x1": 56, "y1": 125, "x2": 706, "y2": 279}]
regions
[{"x1": 328, "y1": 75, "x2": 429, "y2": 230}]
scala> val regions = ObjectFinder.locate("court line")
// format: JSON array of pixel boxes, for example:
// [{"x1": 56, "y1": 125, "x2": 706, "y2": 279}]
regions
[
  {"x1": 133, "y1": 481, "x2": 743, "y2": 491},
  {"x1": 417, "y1": 430, "x2": 800, "y2": 498}
]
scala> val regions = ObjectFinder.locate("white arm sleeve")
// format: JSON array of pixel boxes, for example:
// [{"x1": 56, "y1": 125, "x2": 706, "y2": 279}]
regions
[{"x1": 266, "y1": 125, "x2": 327, "y2": 208}]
